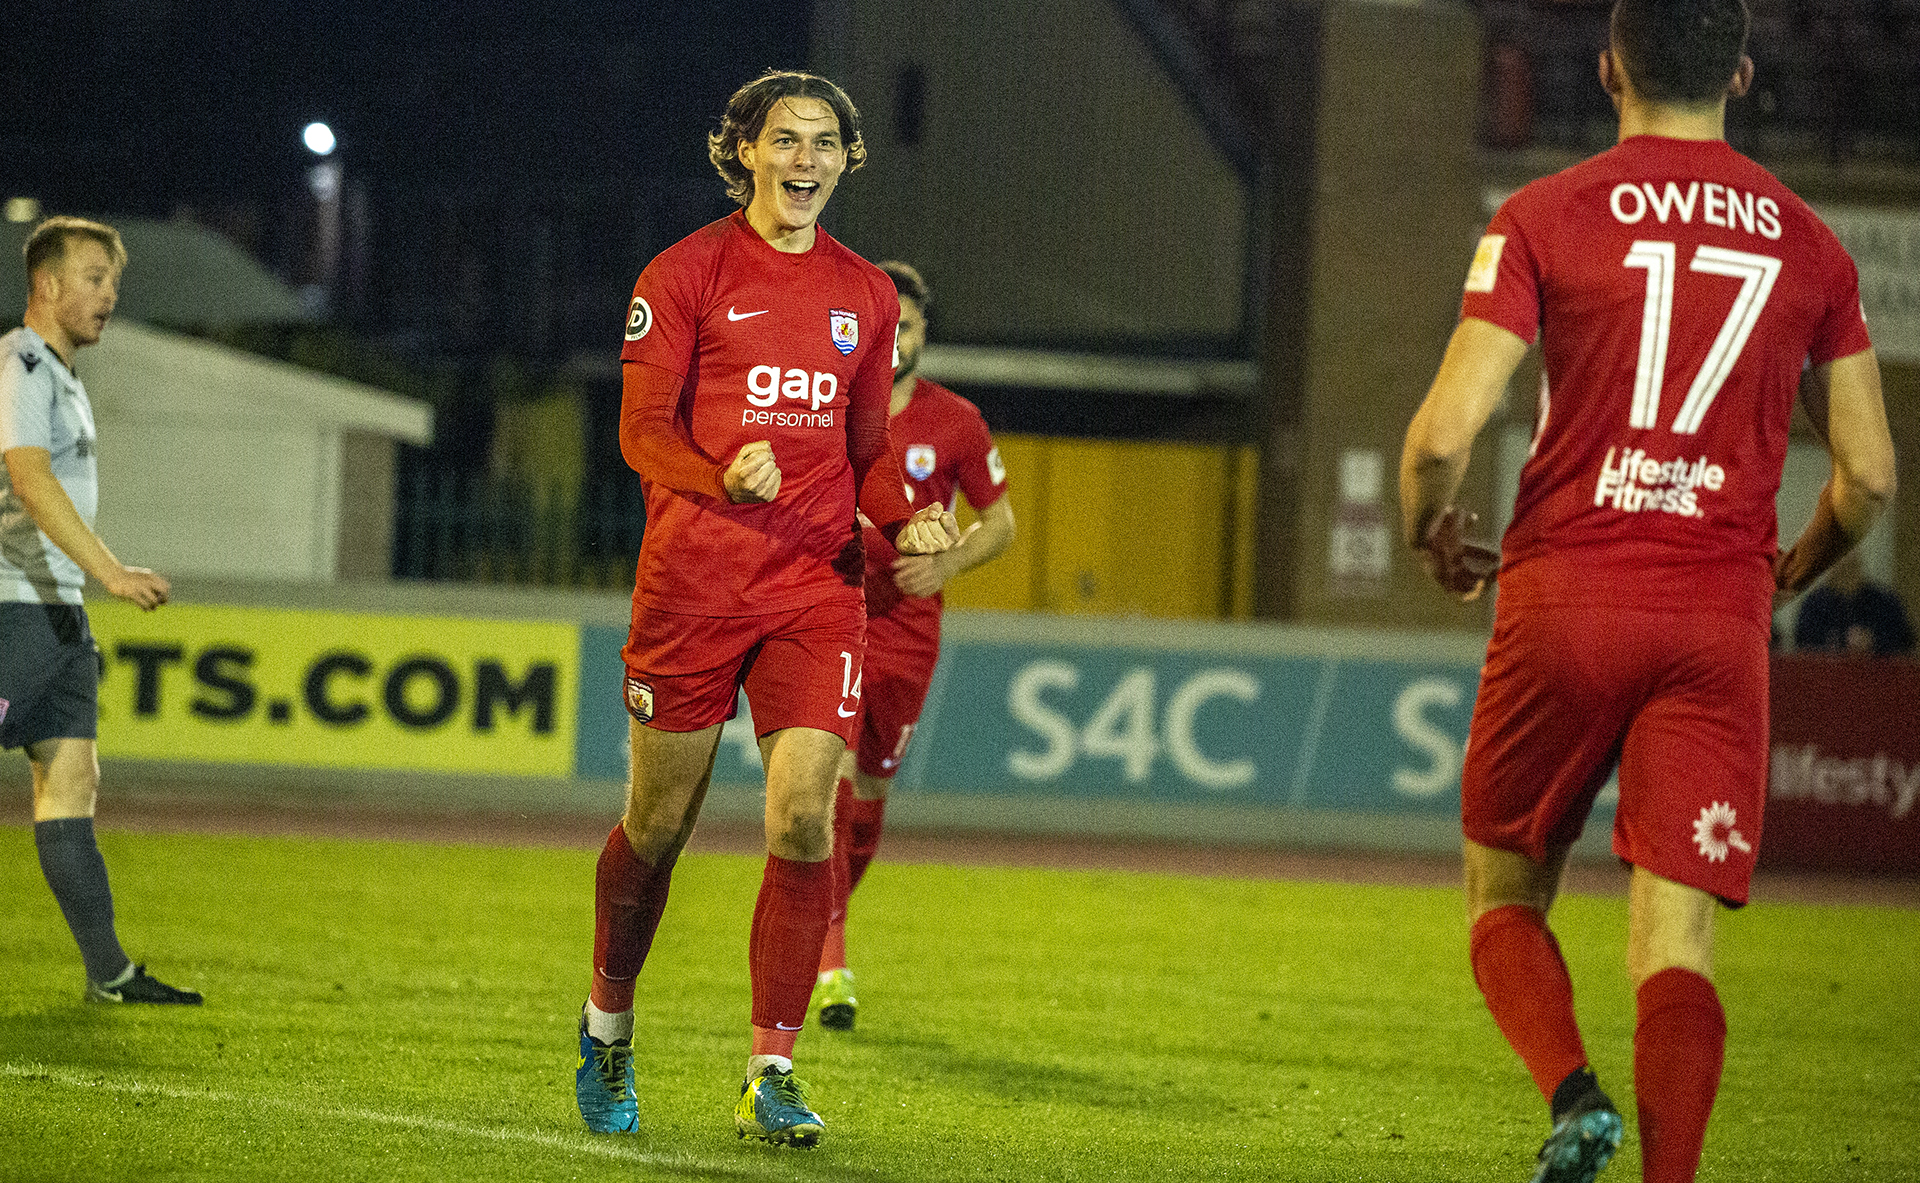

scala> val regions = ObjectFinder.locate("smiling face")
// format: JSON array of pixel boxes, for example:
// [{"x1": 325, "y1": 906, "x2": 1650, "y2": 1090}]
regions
[
  {"x1": 738, "y1": 97, "x2": 847, "y2": 245},
  {"x1": 32, "y1": 236, "x2": 121, "y2": 353}
]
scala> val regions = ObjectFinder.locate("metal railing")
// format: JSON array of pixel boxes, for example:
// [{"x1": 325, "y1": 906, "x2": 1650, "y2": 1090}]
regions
[{"x1": 392, "y1": 469, "x2": 645, "y2": 589}]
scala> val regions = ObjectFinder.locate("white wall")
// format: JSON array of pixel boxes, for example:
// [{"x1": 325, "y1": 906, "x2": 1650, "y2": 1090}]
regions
[{"x1": 72, "y1": 321, "x2": 428, "y2": 583}]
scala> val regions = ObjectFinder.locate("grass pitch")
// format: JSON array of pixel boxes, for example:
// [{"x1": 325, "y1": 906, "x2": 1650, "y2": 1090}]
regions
[{"x1": 2, "y1": 825, "x2": 1916, "y2": 1181}]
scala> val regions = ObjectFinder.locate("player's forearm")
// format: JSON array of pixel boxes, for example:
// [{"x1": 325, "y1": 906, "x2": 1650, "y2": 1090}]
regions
[
  {"x1": 1401, "y1": 318, "x2": 1528, "y2": 545},
  {"x1": 848, "y1": 416, "x2": 913, "y2": 538},
  {"x1": 1777, "y1": 477, "x2": 1889, "y2": 596},
  {"x1": 1782, "y1": 348, "x2": 1899, "y2": 593},
  {"x1": 940, "y1": 502, "x2": 1014, "y2": 578},
  {"x1": 618, "y1": 363, "x2": 727, "y2": 498},
  {"x1": 10, "y1": 465, "x2": 126, "y2": 586},
  {"x1": 1400, "y1": 437, "x2": 1470, "y2": 549}
]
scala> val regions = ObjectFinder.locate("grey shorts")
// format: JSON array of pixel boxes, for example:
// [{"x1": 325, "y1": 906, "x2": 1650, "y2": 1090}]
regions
[{"x1": 0, "y1": 603, "x2": 100, "y2": 750}]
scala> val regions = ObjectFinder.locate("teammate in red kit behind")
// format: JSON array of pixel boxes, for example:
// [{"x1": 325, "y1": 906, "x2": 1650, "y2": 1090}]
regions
[
  {"x1": 809, "y1": 261, "x2": 1015, "y2": 1032},
  {"x1": 576, "y1": 69, "x2": 958, "y2": 1148},
  {"x1": 1400, "y1": 3, "x2": 1896, "y2": 1181}
]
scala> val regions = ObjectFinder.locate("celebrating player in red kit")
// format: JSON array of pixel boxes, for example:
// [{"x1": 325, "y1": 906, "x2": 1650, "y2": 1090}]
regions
[
  {"x1": 576, "y1": 69, "x2": 957, "y2": 1148},
  {"x1": 1400, "y1": 2, "x2": 1896, "y2": 1181},
  {"x1": 809, "y1": 261, "x2": 1015, "y2": 1031}
]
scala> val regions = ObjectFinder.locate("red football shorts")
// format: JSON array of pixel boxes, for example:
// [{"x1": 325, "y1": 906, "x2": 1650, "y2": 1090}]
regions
[
  {"x1": 850, "y1": 607, "x2": 941, "y2": 779},
  {"x1": 622, "y1": 597, "x2": 866, "y2": 743},
  {"x1": 1461, "y1": 600, "x2": 1769, "y2": 905}
]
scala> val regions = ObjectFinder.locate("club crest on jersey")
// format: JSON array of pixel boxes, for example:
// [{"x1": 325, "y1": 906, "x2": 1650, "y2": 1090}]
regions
[
  {"x1": 624, "y1": 677, "x2": 655, "y2": 723},
  {"x1": 829, "y1": 309, "x2": 859, "y2": 355},
  {"x1": 905, "y1": 444, "x2": 936, "y2": 481}
]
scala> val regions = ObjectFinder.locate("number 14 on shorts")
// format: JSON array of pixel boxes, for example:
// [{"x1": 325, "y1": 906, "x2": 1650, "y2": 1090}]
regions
[{"x1": 837, "y1": 651, "x2": 862, "y2": 719}]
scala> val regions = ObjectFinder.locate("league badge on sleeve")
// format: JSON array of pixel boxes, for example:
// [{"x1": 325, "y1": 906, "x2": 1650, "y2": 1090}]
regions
[
  {"x1": 625, "y1": 296, "x2": 653, "y2": 342},
  {"x1": 905, "y1": 445, "x2": 936, "y2": 481},
  {"x1": 624, "y1": 677, "x2": 655, "y2": 724},
  {"x1": 829, "y1": 309, "x2": 859, "y2": 355}
]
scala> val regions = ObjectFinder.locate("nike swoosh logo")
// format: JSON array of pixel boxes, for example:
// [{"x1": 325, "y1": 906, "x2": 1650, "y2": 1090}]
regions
[
  {"x1": 774, "y1": 1022, "x2": 803, "y2": 1031},
  {"x1": 837, "y1": 704, "x2": 857, "y2": 718},
  {"x1": 727, "y1": 307, "x2": 770, "y2": 321}
]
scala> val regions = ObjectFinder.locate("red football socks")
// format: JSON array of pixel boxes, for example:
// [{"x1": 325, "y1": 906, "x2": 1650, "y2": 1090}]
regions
[
  {"x1": 589, "y1": 824, "x2": 672, "y2": 1014},
  {"x1": 1634, "y1": 967, "x2": 1726, "y2": 1183},
  {"x1": 749, "y1": 853, "x2": 833, "y2": 1037},
  {"x1": 819, "y1": 779, "x2": 889, "y2": 975},
  {"x1": 1469, "y1": 904, "x2": 1591, "y2": 1101},
  {"x1": 846, "y1": 793, "x2": 886, "y2": 893},
  {"x1": 819, "y1": 779, "x2": 856, "y2": 974}
]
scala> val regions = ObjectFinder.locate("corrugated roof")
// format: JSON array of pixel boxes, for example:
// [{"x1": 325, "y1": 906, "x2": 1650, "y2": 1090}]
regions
[{"x1": 0, "y1": 215, "x2": 313, "y2": 327}]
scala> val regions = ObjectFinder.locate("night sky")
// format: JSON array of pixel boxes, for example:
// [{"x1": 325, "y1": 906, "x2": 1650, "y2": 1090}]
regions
[{"x1": 3, "y1": 1, "x2": 810, "y2": 218}]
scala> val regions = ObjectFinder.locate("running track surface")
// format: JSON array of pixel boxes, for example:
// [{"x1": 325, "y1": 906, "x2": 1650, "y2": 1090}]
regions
[{"x1": 11, "y1": 776, "x2": 1914, "y2": 910}]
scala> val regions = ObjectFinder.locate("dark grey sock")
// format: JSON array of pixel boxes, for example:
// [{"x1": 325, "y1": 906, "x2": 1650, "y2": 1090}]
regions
[{"x1": 33, "y1": 817, "x2": 132, "y2": 984}]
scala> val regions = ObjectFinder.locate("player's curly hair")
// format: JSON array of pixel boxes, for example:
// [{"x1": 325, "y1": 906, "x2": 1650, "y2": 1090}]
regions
[
  {"x1": 708, "y1": 69, "x2": 866, "y2": 207},
  {"x1": 878, "y1": 260, "x2": 931, "y2": 310},
  {"x1": 23, "y1": 216, "x2": 128, "y2": 281},
  {"x1": 1611, "y1": 0, "x2": 1749, "y2": 105}
]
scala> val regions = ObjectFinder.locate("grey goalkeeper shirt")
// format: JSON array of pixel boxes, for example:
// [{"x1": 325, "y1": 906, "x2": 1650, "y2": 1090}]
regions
[{"x1": 0, "y1": 326, "x2": 98, "y2": 605}]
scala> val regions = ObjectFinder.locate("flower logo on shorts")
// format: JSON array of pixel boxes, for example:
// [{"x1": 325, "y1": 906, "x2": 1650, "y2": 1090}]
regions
[
  {"x1": 1691, "y1": 801, "x2": 1752, "y2": 863},
  {"x1": 624, "y1": 677, "x2": 655, "y2": 724}
]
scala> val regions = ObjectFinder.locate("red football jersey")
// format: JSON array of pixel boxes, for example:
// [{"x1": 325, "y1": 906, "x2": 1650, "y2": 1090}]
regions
[
  {"x1": 621, "y1": 211, "x2": 903, "y2": 616},
  {"x1": 1464, "y1": 135, "x2": 1871, "y2": 626},
  {"x1": 863, "y1": 378, "x2": 1008, "y2": 624}
]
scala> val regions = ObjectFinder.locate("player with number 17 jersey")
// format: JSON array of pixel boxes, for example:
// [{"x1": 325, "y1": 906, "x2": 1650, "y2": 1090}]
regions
[
  {"x1": 1459, "y1": 132, "x2": 1872, "y2": 909},
  {"x1": 620, "y1": 207, "x2": 909, "y2": 620},
  {"x1": 1466, "y1": 135, "x2": 1870, "y2": 630}
]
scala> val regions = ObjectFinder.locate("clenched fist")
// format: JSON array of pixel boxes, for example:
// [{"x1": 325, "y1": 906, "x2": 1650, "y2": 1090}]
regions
[
  {"x1": 724, "y1": 440, "x2": 781, "y2": 504},
  {"x1": 894, "y1": 501, "x2": 961, "y2": 556}
]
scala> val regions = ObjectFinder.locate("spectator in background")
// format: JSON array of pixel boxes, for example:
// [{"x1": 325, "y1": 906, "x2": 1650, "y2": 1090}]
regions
[{"x1": 1792, "y1": 551, "x2": 1916, "y2": 655}]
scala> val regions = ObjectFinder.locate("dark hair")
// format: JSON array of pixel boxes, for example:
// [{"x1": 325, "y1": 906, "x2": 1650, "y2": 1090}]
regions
[
  {"x1": 24, "y1": 216, "x2": 128, "y2": 280},
  {"x1": 708, "y1": 70, "x2": 866, "y2": 206},
  {"x1": 1611, "y1": 0, "x2": 1749, "y2": 104},
  {"x1": 878, "y1": 260, "x2": 931, "y2": 310}
]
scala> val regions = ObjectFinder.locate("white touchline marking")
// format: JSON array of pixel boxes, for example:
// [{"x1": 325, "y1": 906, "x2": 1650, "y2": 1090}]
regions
[{"x1": 1, "y1": 1062, "x2": 754, "y2": 1173}]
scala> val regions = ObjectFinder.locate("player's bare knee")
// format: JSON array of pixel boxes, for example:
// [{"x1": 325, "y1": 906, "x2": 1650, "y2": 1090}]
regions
[
  {"x1": 619, "y1": 811, "x2": 691, "y2": 865},
  {"x1": 767, "y1": 806, "x2": 832, "y2": 862}
]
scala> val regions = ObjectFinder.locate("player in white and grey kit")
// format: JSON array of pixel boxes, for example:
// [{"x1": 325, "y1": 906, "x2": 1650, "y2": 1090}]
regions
[{"x1": 1, "y1": 216, "x2": 201, "y2": 1004}]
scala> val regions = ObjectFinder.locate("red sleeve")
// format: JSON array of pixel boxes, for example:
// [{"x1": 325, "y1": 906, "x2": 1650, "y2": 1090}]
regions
[
  {"x1": 953, "y1": 402, "x2": 1007, "y2": 511},
  {"x1": 1807, "y1": 238, "x2": 1874, "y2": 365},
  {"x1": 1459, "y1": 196, "x2": 1543, "y2": 345},
  {"x1": 619, "y1": 361, "x2": 727, "y2": 499},
  {"x1": 850, "y1": 282, "x2": 914, "y2": 541},
  {"x1": 621, "y1": 236, "x2": 703, "y2": 375}
]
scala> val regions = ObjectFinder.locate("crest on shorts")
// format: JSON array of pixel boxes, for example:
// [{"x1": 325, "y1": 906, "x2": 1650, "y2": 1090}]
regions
[
  {"x1": 829, "y1": 309, "x2": 859, "y2": 355},
  {"x1": 624, "y1": 677, "x2": 655, "y2": 724},
  {"x1": 1690, "y1": 801, "x2": 1752, "y2": 863},
  {"x1": 905, "y1": 444, "x2": 936, "y2": 481}
]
